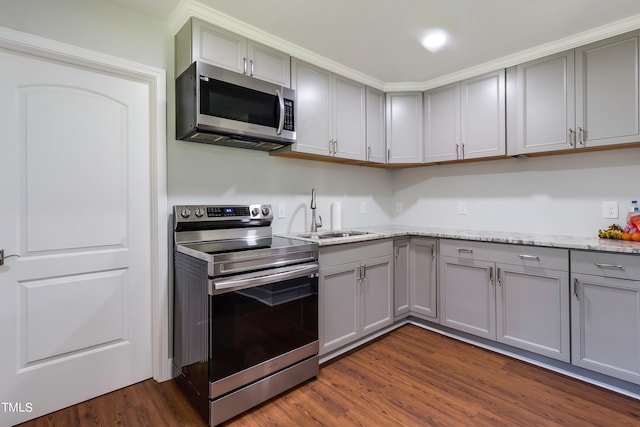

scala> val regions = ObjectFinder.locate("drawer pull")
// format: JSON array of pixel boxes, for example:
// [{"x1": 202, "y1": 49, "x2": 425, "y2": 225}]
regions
[
  {"x1": 518, "y1": 254, "x2": 539, "y2": 261},
  {"x1": 595, "y1": 262, "x2": 624, "y2": 270},
  {"x1": 457, "y1": 248, "x2": 473, "y2": 254}
]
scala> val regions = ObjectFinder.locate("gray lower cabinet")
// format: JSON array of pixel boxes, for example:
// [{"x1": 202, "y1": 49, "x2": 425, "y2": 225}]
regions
[
  {"x1": 410, "y1": 238, "x2": 438, "y2": 320},
  {"x1": 394, "y1": 238, "x2": 437, "y2": 320},
  {"x1": 571, "y1": 251, "x2": 640, "y2": 385},
  {"x1": 439, "y1": 239, "x2": 570, "y2": 362},
  {"x1": 393, "y1": 239, "x2": 411, "y2": 319},
  {"x1": 319, "y1": 240, "x2": 393, "y2": 355}
]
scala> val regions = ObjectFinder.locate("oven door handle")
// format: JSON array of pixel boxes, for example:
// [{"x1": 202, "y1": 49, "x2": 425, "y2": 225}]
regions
[{"x1": 210, "y1": 263, "x2": 319, "y2": 295}]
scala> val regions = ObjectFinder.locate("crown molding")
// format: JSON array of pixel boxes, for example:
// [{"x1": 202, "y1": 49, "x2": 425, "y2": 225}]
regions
[
  {"x1": 169, "y1": 1, "x2": 640, "y2": 92},
  {"x1": 168, "y1": 0, "x2": 385, "y2": 89}
]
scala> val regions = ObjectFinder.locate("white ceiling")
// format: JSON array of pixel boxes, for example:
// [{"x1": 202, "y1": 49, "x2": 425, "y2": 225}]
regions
[{"x1": 115, "y1": 0, "x2": 640, "y2": 84}]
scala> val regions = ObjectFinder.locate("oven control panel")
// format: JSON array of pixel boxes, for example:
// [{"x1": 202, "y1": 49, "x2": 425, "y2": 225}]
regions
[{"x1": 174, "y1": 204, "x2": 273, "y2": 224}]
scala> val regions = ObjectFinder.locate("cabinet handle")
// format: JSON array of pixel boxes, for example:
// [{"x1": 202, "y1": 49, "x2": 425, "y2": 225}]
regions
[
  {"x1": 367, "y1": 145, "x2": 371, "y2": 161},
  {"x1": 461, "y1": 143, "x2": 465, "y2": 159},
  {"x1": 578, "y1": 127, "x2": 585, "y2": 145},
  {"x1": 518, "y1": 254, "x2": 539, "y2": 261},
  {"x1": 387, "y1": 147, "x2": 391, "y2": 162},
  {"x1": 329, "y1": 139, "x2": 335, "y2": 155},
  {"x1": 250, "y1": 59, "x2": 254, "y2": 76},
  {"x1": 334, "y1": 139, "x2": 338, "y2": 154},
  {"x1": 361, "y1": 264, "x2": 366, "y2": 280},
  {"x1": 489, "y1": 266, "x2": 494, "y2": 286},
  {"x1": 243, "y1": 57, "x2": 247, "y2": 75},
  {"x1": 457, "y1": 248, "x2": 473, "y2": 254},
  {"x1": 356, "y1": 265, "x2": 361, "y2": 280},
  {"x1": 568, "y1": 128, "x2": 576, "y2": 147},
  {"x1": 497, "y1": 267, "x2": 502, "y2": 286},
  {"x1": 456, "y1": 144, "x2": 460, "y2": 160},
  {"x1": 595, "y1": 262, "x2": 624, "y2": 270},
  {"x1": 430, "y1": 246, "x2": 435, "y2": 261},
  {"x1": 394, "y1": 247, "x2": 399, "y2": 258},
  {"x1": 573, "y1": 278, "x2": 579, "y2": 300}
]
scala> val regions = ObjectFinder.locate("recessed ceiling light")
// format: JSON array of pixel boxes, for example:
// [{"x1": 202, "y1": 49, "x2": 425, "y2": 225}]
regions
[{"x1": 422, "y1": 30, "x2": 448, "y2": 53}]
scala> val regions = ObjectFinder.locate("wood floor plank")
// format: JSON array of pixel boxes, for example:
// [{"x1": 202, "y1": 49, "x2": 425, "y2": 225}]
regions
[{"x1": 16, "y1": 325, "x2": 640, "y2": 426}]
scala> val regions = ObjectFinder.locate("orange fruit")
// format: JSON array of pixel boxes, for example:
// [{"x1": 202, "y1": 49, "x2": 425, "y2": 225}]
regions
[
  {"x1": 622, "y1": 232, "x2": 632, "y2": 240},
  {"x1": 632, "y1": 232, "x2": 640, "y2": 242}
]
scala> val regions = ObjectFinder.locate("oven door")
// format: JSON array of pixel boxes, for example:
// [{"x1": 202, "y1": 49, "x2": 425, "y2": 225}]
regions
[{"x1": 209, "y1": 263, "x2": 318, "y2": 399}]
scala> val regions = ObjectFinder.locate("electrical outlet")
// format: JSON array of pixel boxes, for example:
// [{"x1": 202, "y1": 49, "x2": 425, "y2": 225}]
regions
[
  {"x1": 458, "y1": 201, "x2": 468, "y2": 215},
  {"x1": 602, "y1": 201, "x2": 619, "y2": 219},
  {"x1": 395, "y1": 202, "x2": 403, "y2": 213},
  {"x1": 277, "y1": 203, "x2": 286, "y2": 219},
  {"x1": 360, "y1": 201, "x2": 367, "y2": 214}
]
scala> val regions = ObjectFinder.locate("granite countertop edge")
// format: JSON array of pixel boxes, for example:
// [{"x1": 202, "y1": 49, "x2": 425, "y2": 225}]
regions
[{"x1": 277, "y1": 225, "x2": 640, "y2": 255}]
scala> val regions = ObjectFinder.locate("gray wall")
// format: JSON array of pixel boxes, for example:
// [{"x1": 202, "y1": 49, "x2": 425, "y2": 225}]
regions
[{"x1": 3, "y1": 0, "x2": 638, "y2": 237}]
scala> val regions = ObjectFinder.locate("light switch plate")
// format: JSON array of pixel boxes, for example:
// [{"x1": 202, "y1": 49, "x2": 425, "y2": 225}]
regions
[
  {"x1": 602, "y1": 201, "x2": 619, "y2": 219},
  {"x1": 395, "y1": 202, "x2": 403, "y2": 213},
  {"x1": 458, "y1": 201, "x2": 468, "y2": 215},
  {"x1": 360, "y1": 201, "x2": 367, "y2": 214},
  {"x1": 277, "y1": 203, "x2": 286, "y2": 219}
]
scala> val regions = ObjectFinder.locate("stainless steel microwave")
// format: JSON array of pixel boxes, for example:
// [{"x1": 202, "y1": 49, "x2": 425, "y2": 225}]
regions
[{"x1": 176, "y1": 61, "x2": 296, "y2": 151}]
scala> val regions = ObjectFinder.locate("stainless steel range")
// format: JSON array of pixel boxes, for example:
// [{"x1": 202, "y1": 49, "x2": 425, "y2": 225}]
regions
[{"x1": 172, "y1": 204, "x2": 319, "y2": 426}]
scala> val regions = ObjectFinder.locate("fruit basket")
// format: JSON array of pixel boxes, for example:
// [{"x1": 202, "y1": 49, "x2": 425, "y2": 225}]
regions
[{"x1": 599, "y1": 223, "x2": 640, "y2": 241}]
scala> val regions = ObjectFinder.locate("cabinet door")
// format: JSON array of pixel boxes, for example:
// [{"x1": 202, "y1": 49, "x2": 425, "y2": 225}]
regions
[
  {"x1": 460, "y1": 70, "x2": 506, "y2": 159},
  {"x1": 424, "y1": 83, "x2": 460, "y2": 163},
  {"x1": 515, "y1": 51, "x2": 575, "y2": 154},
  {"x1": 386, "y1": 92, "x2": 423, "y2": 164},
  {"x1": 496, "y1": 265, "x2": 570, "y2": 362},
  {"x1": 334, "y1": 76, "x2": 366, "y2": 160},
  {"x1": 571, "y1": 274, "x2": 640, "y2": 384},
  {"x1": 319, "y1": 262, "x2": 359, "y2": 355},
  {"x1": 193, "y1": 19, "x2": 247, "y2": 74},
  {"x1": 366, "y1": 87, "x2": 386, "y2": 164},
  {"x1": 291, "y1": 59, "x2": 333, "y2": 156},
  {"x1": 393, "y1": 239, "x2": 411, "y2": 318},
  {"x1": 411, "y1": 238, "x2": 437, "y2": 319},
  {"x1": 575, "y1": 31, "x2": 640, "y2": 148},
  {"x1": 440, "y1": 256, "x2": 496, "y2": 340},
  {"x1": 247, "y1": 40, "x2": 291, "y2": 87},
  {"x1": 361, "y1": 256, "x2": 394, "y2": 335}
]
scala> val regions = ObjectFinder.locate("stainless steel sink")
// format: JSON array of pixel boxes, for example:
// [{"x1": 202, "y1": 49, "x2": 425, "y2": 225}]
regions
[{"x1": 296, "y1": 230, "x2": 373, "y2": 240}]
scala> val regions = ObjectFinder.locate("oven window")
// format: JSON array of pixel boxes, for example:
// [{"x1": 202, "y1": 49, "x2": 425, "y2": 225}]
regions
[
  {"x1": 200, "y1": 78, "x2": 279, "y2": 128},
  {"x1": 210, "y1": 274, "x2": 318, "y2": 382}
]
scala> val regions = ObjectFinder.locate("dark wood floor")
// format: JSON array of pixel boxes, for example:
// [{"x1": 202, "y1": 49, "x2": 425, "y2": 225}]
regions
[{"x1": 18, "y1": 325, "x2": 640, "y2": 426}]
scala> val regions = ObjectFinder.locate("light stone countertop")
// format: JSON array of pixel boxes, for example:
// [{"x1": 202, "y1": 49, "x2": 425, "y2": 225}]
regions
[{"x1": 278, "y1": 224, "x2": 640, "y2": 255}]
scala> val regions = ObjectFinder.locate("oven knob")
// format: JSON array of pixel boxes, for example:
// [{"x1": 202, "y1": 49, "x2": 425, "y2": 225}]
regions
[
  {"x1": 261, "y1": 206, "x2": 270, "y2": 216},
  {"x1": 251, "y1": 207, "x2": 260, "y2": 217},
  {"x1": 180, "y1": 208, "x2": 192, "y2": 218},
  {"x1": 194, "y1": 208, "x2": 204, "y2": 218}
]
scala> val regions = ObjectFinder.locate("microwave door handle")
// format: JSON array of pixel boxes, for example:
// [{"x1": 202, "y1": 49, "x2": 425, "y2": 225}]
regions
[{"x1": 276, "y1": 89, "x2": 285, "y2": 135}]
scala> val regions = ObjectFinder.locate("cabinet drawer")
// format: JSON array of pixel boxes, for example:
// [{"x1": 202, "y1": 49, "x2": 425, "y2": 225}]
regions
[
  {"x1": 439, "y1": 239, "x2": 568, "y2": 270},
  {"x1": 571, "y1": 250, "x2": 640, "y2": 280},
  {"x1": 320, "y1": 240, "x2": 393, "y2": 267}
]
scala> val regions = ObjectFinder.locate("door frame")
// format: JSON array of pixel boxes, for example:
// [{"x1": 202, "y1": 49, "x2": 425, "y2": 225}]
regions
[{"x1": 0, "y1": 26, "x2": 170, "y2": 381}]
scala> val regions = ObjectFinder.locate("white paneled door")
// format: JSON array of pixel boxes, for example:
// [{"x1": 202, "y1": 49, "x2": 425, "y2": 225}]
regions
[{"x1": 0, "y1": 48, "x2": 152, "y2": 425}]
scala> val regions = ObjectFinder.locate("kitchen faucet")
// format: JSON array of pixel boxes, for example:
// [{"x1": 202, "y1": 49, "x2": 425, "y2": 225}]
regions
[{"x1": 310, "y1": 188, "x2": 322, "y2": 232}]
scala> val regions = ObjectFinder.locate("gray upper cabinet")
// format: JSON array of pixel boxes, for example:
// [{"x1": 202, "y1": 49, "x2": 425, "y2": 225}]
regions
[
  {"x1": 424, "y1": 83, "x2": 460, "y2": 163},
  {"x1": 366, "y1": 87, "x2": 387, "y2": 164},
  {"x1": 386, "y1": 92, "x2": 423, "y2": 164},
  {"x1": 424, "y1": 70, "x2": 506, "y2": 164},
  {"x1": 513, "y1": 50, "x2": 575, "y2": 154},
  {"x1": 460, "y1": 70, "x2": 506, "y2": 160},
  {"x1": 575, "y1": 32, "x2": 640, "y2": 148},
  {"x1": 283, "y1": 59, "x2": 366, "y2": 160},
  {"x1": 175, "y1": 17, "x2": 291, "y2": 87},
  {"x1": 510, "y1": 30, "x2": 640, "y2": 155}
]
